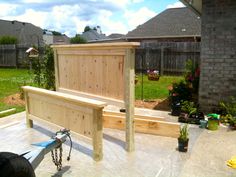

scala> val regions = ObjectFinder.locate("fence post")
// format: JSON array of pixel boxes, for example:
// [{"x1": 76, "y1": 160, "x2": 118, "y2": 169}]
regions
[
  {"x1": 15, "y1": 44, "x2": 18, "y2": 68},
  {"x1": 160, "y1": 46, "x2": 164, "y2": 75}
]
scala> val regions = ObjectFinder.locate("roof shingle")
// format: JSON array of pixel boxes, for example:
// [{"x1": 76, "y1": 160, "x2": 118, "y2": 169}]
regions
[{"x1": 126, "y1": 7, "x2": 201, "y2": 39}]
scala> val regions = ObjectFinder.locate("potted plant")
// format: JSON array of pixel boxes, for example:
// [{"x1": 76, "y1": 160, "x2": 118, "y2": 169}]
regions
[
  {"x1": 147, "y1": 70, "x2": 160, "y2": 81},
  {"x1": 219, "y1": 97, "x2": 236, "y2": 130},
  {"x1": 178, "y1": 124, "x2": 189, "y2": 152},
  {"x1": 207, "y1": 113, "x2": 220, "y2": 130},
  {"x1": 178, "y1": 101, "x2": 197, "y2": 123}
]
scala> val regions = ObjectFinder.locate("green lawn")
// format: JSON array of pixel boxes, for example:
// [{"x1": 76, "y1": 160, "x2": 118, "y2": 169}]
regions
[
  {"x1": 0, "y1": 69, "x2": 183, "y2": 117},
  {"x1": 135, "y1": 74, "x2": 183, "y2": 100},
  {"x1": 0, "y1": 68, "x2": 33, "y2": 116}
]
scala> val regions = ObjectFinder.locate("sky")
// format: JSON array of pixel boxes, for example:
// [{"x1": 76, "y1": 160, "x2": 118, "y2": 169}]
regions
[{"x1": 0, "y1": 0, "x2": 185, "y2": 37}]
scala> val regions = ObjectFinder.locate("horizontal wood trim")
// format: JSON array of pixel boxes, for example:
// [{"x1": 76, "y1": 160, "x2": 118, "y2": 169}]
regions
[
  {"x1": 103, "y1": 114, "x2": 180, "y2": 138},
  {"x1": 51, "y1": 42, "x2": 140, "y2": 49},
  {"x1": 59, "y1": 88, "x2": 124, "y2": 107},
  {"x1": 57, "y1": 49, "x2": 126, "y2": 56},
  {"x1": 23, "y1": 86, "x2": 107, "y2": 109},
  {"x1": 103, "y1": 110, "x2": 165, "y2": 121}
]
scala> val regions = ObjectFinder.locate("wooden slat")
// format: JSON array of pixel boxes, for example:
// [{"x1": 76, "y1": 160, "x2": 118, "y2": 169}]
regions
[
  {"x1": 51, "y1": 42, "x2": 140, "y2": 49},
  {"x1": 103, "y1": 115, "x2": 180, "y2": 138},
  {"x1": 59, "y1": 88, "x2": 124, "y2": 107},
  {"x1": 103, "y1": 110, "x2": 165, "y2": 121},
  {"x1": 23, "y1": 86, "x2": 107, "y2": 109}
]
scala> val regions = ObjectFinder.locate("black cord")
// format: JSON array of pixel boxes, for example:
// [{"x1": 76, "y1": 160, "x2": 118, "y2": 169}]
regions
[{"x1": 66, "y1": 133, "x2": 72, "y2": 161}]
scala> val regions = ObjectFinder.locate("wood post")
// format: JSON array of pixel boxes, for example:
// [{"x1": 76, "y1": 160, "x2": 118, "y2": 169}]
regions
[
  {"x1": 160, "y1": 47, "x2": 164, "y2": 75},
  {"x1": 92, "y1": 108, "x2": 103, "y2": 161},
  {"x1": 124, "y1": 49, "x2": 135, "y2": 152},
  {"x1": 53, "y1": 49, "x2": 59, "y2": 91},
  {"x1": 24, "y1": 92, "x2": 33, "y2": 128}
]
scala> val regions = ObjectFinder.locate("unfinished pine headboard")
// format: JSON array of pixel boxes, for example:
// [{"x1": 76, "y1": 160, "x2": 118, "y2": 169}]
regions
[
  {"x1": 52, "y1": 42, "x2": 140, "y2": 152},
  {"x1": 23, "y1": 86, "x2": 106, "y2": 161}
]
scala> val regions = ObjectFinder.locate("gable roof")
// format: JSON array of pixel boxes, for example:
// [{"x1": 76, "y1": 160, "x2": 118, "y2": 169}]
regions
[
  {"x1": 0, "y1": 19, "x2": 43, "y2": 46},
  {"x1": 81, "y1": 30, "x2": 108, "y2": 42},
  {"x1": 108, "y1": 33, "x2": 125, "y2": 39},
  {"x1": 126, "y1": 7, "x2": 201, "y2": 39}
]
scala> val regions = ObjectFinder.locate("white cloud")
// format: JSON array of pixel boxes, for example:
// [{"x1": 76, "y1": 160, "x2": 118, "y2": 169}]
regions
[
  {"x1": 132, "y1": 0, "x2": 144, "y2": 3},
  {"x1": 3, "y1": 9, "x2": 48, "y2": 28},
  {"x1": 96, "y1": 10, "x2": 128, "y2": 35},
  {"x1": 0, "y1": 1, "x2": 158, "y2": 37},
  {"x1": 0, "y1": 4, "x2": 18, "y2": 16},
  {"x1": 166, "y1": 2, "x2": 185, "y2": 9},
  {"x1": 124, "y1": 7, "x2": 156, "y2": 30}
]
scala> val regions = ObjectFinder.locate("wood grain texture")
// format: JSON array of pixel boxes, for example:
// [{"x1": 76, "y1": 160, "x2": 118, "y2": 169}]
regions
[
  {"x1": 52, "y1": 42, "x2": 140, "y2": 104},
  {"x1": 23, "y1": 86, "x2": 105, "y2": 161},
  {"x1": 124, "y1": 49, "x2": 135, "y2": 152},
  {"x1": 103, "y1": 114, "x2": 180, "y2": 138}
]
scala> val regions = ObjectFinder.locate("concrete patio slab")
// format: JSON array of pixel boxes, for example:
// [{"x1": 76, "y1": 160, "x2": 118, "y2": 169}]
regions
[{"x1": 0, "y1": 112, "x2": 235, "y2": 177}]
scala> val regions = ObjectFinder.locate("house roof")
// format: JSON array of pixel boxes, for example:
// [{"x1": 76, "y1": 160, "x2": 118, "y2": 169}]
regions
[
  {"x1": 53, "y1": 34, "x2": 70, "y2": 44},
  {"x1": 0, "y1": 19, "x2": 43, "y2": 46},
  {"x1": 81, "y1": 30, "x2": 108, "y2": 42},
  {"x1": 126, "y1": 7, "x2": 201, "y2": 39},
  {"x1": 108, "y1": 33, "x2": 125, "y2": 39},
  {"x1": 180, "y1": 0, "x2": 202, "y2": 15}
]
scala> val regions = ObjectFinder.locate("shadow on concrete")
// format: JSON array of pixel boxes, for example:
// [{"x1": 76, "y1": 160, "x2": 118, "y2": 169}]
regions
[
  {"x1": 103, "y1": 133, "x2": 125, "y2": 148},
  {"x1": 51, "y1": 166, "x2": 71, "y2": 177},
  {"x1": 33, "y1": 125, "x2": 93, "y2": 159}
]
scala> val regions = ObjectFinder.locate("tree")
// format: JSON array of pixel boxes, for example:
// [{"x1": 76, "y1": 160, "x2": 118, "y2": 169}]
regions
[
  {"x1": 51, "y1": 31, "x2": 62, "y2": 36},
  {"x1": 84, "y1": 26, "x2": 92, "y2": 32},
  {"x1": 70, "y1": 34, "x2": 87, "y2": 44},
  {"x1": 0, "y1": 36, "x2": 18, "y2": 44}
]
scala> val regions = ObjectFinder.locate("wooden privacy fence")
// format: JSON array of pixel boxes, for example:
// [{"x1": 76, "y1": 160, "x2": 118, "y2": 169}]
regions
[
  {"x1": 135, "y1": 42, "x2": 200, "y2": 75},
  {"x1": 0, "y1": 44, "x2": 44, "y2": 68},
  {"x1": 23, "y1": 86, "x2": 106, "y2": 161},
  {"x1": 52, "y1": 42, "x2": 140, "y2": 152}
]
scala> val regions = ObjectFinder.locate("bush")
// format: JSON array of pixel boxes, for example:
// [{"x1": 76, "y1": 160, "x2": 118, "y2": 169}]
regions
[
  {"x1": 0, "y1": 36, "x2": 18, "y2": 44},
  {"x1": 181, "y1": 101, "x2": 197, "y2": 115},
  {"x1": 42, "y1": 46, "x2": 55, "y2": 90},
  {"x1": 70, "y1": 34, "x2": 87, "y2": 44},
  {"x1": 169, "y1": 80, "x2": 192, "y2": 103},
  {"x1": 184, "y1": 60, "x2": 200, "y2": 93},
  {"x1": 31, "y1": 45, "x2": 55, "y2": 90},
  {"x1": 219, "y1": 97, "x2": 236, "y2": 126}
]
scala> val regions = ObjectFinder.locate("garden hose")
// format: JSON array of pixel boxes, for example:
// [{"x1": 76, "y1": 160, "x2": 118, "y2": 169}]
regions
[{"x1": 227, "y1": 156, "x2": 236, "y2": 169}]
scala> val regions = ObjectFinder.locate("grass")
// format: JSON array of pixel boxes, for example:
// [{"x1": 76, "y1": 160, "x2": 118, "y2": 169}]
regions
[
  {"x1": 135, "y1": 74, "x2": 183, "y2": 100},
  {"x1": 0, "y1": 68, "x2": 33, "y2": 117}
]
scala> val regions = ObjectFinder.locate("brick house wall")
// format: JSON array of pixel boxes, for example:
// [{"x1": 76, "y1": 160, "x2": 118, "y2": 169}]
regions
[{"x1": 199, "y1": 0, "x2": 236, "y2": 111}]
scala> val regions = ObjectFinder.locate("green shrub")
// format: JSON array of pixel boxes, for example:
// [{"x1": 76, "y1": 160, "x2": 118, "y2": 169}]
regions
[
  {"x1": 219, "y1": 97, "x2": 236, "y2": 125},
  {"x1": 169, "y1": 80, "x2": 192, "y2": 103},
  {"x1": 42, "y1": 46, "x2": 55, "y2": 90},
  {"x1": 0, "y1": 36, "x2": 18, "y2": 44},
  {"x1": 184, "y1": 60, "x2": 200, "y2": 93},
  {"x1": 181, "y1": 101, "x2": 197, "y2": 115},
  {"x1": 31, "y1": 45, "x2": 55, "y2": 90},
  {"x1": 70, "y1": 34, "x2": 87, "y2": 44}
]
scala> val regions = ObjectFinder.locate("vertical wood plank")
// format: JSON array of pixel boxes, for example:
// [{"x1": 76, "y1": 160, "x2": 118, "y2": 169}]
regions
[
  {"x1": 92, "y1": 108, "x2": 103, "y2": 161},
  {"x1": 160, "y1": 47, "x2": 164, "y2": 75},
  {"x1": 53, "y1": 49, "x2": 59, "y2": 91},
  {"x1": 124, "y1": 48, "x2": 135, "y2": 152},
  {"x1": 24, "y1": 92, "x2": 33, "y2": 128}
]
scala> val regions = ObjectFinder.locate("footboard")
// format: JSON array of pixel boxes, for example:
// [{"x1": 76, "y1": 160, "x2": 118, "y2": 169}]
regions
[{"x1": 23, "y1": 86, "x2": 106, "y2": 161}]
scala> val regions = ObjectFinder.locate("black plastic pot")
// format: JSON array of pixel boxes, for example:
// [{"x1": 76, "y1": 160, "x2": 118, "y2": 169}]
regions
[
  {"x1": 178, "y1": 138, "x2": 189, "y2": 152},
  {"x1": 171, "y1": 102, "x2": 181, "y2": 116}
]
